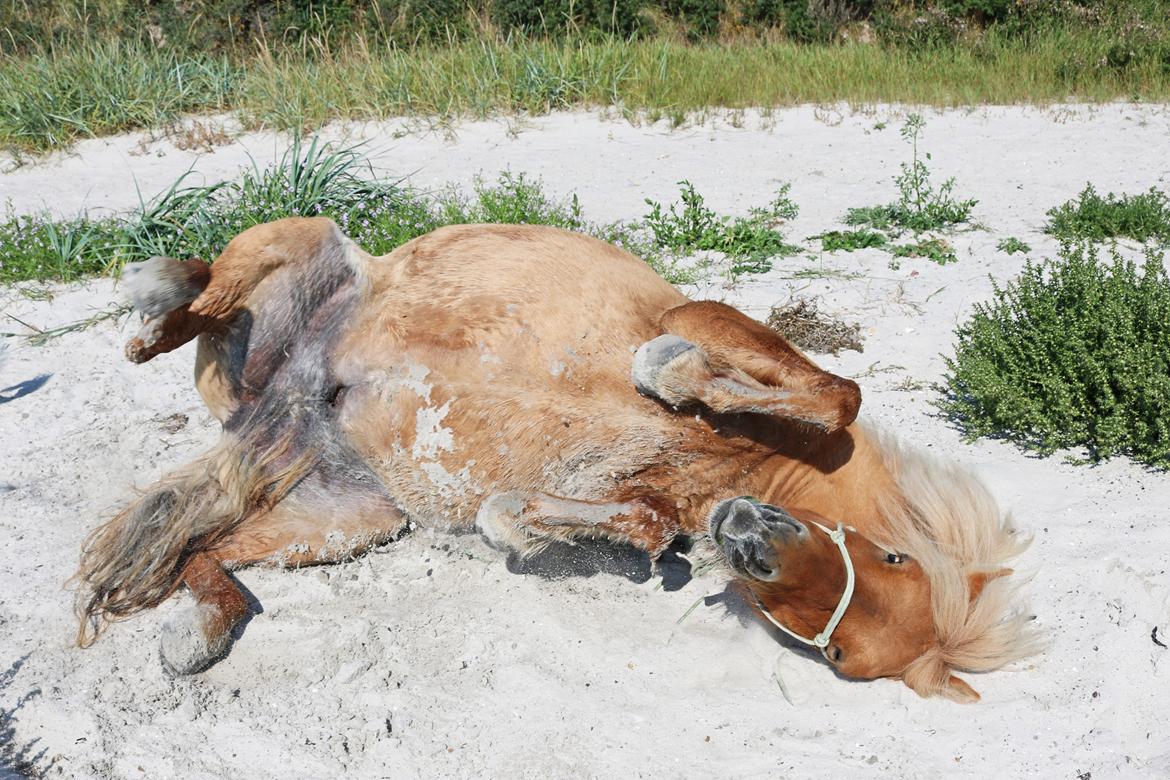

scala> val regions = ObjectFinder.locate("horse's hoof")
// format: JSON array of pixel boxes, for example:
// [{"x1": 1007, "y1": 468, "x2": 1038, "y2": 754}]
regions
[
  {"x1": 475, "y1": 491, "x2": 536, "y2": 553},
  {"x1": 158, "y1": 601, "x2": 231, "y2": 677},
  {"x1": 631, "y1": 335, "x2": 699, "y2": 399}
]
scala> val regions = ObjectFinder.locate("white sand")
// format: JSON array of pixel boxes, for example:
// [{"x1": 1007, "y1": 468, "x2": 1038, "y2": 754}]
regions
[{"x1": 1, "y1": 106, "x2": 1169, "y2": 778}]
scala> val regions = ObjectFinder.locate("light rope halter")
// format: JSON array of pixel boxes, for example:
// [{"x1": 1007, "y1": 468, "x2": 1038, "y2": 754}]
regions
[{"x1": 750, "y1": 519, "x2": 855, "y2": 662}]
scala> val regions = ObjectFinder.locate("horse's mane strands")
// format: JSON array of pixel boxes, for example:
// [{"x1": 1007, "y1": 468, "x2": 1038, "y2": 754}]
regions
[{"x1": 866, "y1": 425, "x2": 1043, "y2": 699}]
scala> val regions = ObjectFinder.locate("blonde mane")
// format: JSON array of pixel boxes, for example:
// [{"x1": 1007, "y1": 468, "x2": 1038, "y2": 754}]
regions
[{"x1": 871, "y1": 430, "x2": 1043, "y2": 700}]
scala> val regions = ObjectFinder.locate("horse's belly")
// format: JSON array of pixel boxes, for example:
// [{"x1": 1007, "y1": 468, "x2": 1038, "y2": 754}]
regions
[{"x1": 335, "y1": 348, "x2": 682, "y2": 530}]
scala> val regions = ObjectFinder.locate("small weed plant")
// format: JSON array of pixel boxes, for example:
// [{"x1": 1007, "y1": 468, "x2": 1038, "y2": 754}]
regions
[
  {"x1": 1045, "y1": 184, "x2": 1170, "y2": 244},
  {"x1": 846, "y1": 114, "x2": 977, "y2": 234},
  {"x1": 815, "y1": 229, "x2": 888, "y2": 252},
  {"x1": 891, "y1": 237, "x2": 957, "y2": 265},
  {"x1": 996, "y1": 236, "x2": 1031, "y2": 255},
  {"x1": 642, "y1": 181, "x2": 800, "y2": 277},
  {"x1": 941, "y1": 242, "x2": 1170, "y2": 468}
]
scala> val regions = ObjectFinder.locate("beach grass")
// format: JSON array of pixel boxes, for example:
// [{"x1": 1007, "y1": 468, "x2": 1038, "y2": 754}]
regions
[
  {"x1": 0, "y1": 136, "x2": 776, "y2": 285},
  {"x1": 2, "y1": 28, "x2": 1169, "y2": 154}
]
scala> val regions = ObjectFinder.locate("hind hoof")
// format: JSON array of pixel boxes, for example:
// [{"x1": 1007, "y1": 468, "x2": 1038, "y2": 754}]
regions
[{"x1": 159, "y1": 601, "x2": 233, "y2": 676}]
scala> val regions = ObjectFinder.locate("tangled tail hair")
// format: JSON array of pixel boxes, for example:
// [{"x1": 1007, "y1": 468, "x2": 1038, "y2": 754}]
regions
[{"x1": 74, "y1": 427, "x2": 315, "y2": 647}]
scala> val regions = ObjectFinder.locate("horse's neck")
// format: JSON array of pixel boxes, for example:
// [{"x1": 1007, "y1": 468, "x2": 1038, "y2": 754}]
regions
[{"x1": 757, "y1": 425, "x2": 901, "y2": 533}]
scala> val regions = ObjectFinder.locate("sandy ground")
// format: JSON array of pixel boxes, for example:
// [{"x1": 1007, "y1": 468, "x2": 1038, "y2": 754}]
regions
[{"x1": 1, "y1": 105, "x2": 1169, "y2": 779}]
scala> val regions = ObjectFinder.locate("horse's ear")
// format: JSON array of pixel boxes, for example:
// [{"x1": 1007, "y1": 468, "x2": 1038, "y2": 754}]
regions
[
  {"x1": 942, "y1": 674, "x2": 981, "y2": 703},
  {"x1": 968, "y1": 568, "x2": 1012, "y2": 602}
]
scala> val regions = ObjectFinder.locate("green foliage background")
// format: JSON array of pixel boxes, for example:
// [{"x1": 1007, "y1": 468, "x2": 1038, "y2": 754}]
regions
[{"x1": 3, "y1": 0, "x2": 1169, "y2": 51}]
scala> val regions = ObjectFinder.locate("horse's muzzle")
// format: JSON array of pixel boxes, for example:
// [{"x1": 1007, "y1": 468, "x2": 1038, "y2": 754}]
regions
[{"x1": 709, "y1": 497, "x2": 806, "y2": 582}]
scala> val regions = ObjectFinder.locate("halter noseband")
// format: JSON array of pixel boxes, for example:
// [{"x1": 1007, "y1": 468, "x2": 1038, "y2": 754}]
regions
[{"x1": 749, "y1": 520, "x2": 856, "y2": 662}]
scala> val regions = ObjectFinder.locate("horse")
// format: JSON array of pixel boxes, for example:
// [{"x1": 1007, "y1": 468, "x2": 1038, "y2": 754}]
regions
[{"x1": 75, "y1": 217, "x2": 1038, "y2": 701}]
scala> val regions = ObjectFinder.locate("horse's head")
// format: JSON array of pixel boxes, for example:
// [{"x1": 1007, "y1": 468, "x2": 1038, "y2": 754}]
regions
[{"x1": 709, "y1": 495, "x2": 1025, "y2": 702}]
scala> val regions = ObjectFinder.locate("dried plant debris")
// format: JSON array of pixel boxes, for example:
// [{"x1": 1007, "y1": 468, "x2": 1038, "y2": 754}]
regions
[{"x1": 766, "y1": 299, "x2": 863, "y2": 355}]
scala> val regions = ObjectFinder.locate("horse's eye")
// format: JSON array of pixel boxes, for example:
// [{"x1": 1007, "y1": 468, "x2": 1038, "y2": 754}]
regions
[{"x1": 885, "y1": 552, "x2": 905, "y2": 565}]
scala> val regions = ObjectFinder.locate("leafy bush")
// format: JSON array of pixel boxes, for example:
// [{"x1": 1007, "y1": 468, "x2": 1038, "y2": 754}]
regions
[
  {"x1": 491, "y1": 0, "x2": 646, "y2": 37},
  {"x1": 662, "y1": 0, "x2": 724, "y2": 39},
  {"x1": 941, "y1": 242, "x2": 1170, "y2": 468},
  {"x1": 1045, "y1": 184, "x2": 1170, "y2": 244}
]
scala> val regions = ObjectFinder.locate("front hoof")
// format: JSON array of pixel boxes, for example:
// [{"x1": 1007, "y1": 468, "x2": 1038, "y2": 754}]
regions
[
  {"x1": 475, "y1": 492, "x2": 539, "y2": 554},
  {"x1": 159, "y1": 601, "x2": 233, "y2": 677}
]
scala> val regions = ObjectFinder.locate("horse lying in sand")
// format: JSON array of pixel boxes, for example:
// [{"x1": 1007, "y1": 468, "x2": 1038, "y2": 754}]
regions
[{"x1": 75, "y1": 218, "x2": 1038, "y2": 701}]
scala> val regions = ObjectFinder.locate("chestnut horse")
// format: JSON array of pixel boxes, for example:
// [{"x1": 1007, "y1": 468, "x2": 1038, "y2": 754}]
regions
[{"x1": 76, "y1": 218, "x2": 1037, "y2": 701}]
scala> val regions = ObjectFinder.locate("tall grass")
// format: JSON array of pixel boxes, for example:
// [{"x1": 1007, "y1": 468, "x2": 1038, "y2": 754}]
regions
[
  {"x1": 0, "y1": 40, "x2": 234, "y2": 151},
  {"x1": 2, "y1": 29, "x2": 1169, "y2": 153}
]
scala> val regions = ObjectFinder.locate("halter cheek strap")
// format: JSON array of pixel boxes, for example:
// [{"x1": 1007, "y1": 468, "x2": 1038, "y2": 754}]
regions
[{"x1": 750, "y1": 520, "x2": 855, "y2": 662}]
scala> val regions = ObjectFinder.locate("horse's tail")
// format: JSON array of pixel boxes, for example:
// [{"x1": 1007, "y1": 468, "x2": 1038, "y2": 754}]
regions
[
  {"x1": 79, "y1": 217, "x2": 358, "y2": 643},
  {"x1": 74, "y1": 428, "x2": 314, "y2": 647}
]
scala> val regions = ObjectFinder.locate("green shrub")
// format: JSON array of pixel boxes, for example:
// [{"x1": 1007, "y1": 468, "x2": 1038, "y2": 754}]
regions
[
  {"x1": 1045, "y1": 184, "x2": 1170, "y2": 244},
  {"x1": 491, "y1": 0, "x2": 646, "y2": 37},
  {"x1": 941, "y1": 242, "x2": 1170, "y2": 468},
  {"x1": 663, "y1": 0, "x2": 724, "y2": 39}
]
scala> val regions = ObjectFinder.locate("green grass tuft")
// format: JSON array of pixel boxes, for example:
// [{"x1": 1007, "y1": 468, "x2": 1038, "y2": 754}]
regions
[
  {"x1": 3, "y1": 29, "x2": 1170, "y2": 154},
  {"x1": 941, "y1": 242, "x2": 1170, "y2": 468},
  {"x1": 0, "y1": 136, "x2": 714, "y2": 286},
  {"x1": 1045, "y1": 184, "x2": 1170, "y2": 244}
]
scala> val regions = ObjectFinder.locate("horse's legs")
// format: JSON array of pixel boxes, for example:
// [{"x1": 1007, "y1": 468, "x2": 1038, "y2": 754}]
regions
[
  {"x1": 633, "y1": 300, "x2": 860, "y2": 432},
  {"x1": 209, "y1": 491, "x2": 407, "y2": 568},
  {"x1": 475, "y1": 491, "x2": 680, "y2": 560}
]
